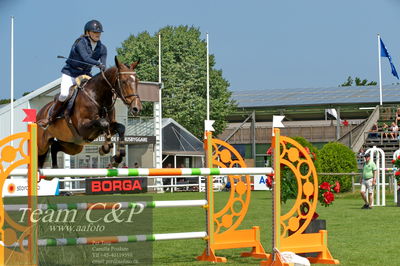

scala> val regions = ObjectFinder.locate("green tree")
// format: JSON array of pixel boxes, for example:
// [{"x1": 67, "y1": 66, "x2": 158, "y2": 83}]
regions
[
  {"x1": 280, "y1": 136, "x2": 319, "y2": 203},
  {"x1": 340, "y1": 76, "x2": 377, "y2": 86},
  {"x1": 117, "y1": 25, "x2": 237, "y2": 139},
  {"x1": 318, "y1": 142, "x2": 358, "y2": 192},
  {"x1": 0, "y1": 99, "x2": 11, "y2": 105}
]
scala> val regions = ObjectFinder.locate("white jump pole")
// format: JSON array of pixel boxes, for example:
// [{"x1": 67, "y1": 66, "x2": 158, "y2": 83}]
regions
[{"x1": 4, "y1": 200, "x2": 208, "y2": 212}]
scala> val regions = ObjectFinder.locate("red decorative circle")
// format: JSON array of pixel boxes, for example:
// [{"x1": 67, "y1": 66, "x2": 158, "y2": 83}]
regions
[{"x1": 7, "y1": 183, "x2": 15, "y2": 194}]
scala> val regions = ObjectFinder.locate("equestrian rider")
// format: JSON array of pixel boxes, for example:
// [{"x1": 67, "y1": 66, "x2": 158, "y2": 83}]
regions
[{"x1": 37, "y1": 19, "x2": 107, "y2": 128}]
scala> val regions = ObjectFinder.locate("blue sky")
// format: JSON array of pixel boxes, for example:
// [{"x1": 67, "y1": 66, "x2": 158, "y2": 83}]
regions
[{"x1": 1, "y1": 0, "x2": 400, "y2": 100}]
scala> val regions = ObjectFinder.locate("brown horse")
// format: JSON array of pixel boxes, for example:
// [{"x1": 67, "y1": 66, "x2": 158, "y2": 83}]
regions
[{"x1": 37, "y1": 56, "x2": 142, "y2": 168}]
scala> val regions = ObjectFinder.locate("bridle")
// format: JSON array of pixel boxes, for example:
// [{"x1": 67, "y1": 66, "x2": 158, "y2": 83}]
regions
[
  {"x1": 101, "y1": 70, "x2": 140, "y2": 106},
  {"x1": 80, "y1": 69, "x2": 140, "y2": 112}
]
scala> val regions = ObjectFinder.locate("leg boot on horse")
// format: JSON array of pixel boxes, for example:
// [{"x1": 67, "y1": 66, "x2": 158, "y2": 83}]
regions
[{"x1": 37, "y1": 99, "x2": 65, "y2": 129}]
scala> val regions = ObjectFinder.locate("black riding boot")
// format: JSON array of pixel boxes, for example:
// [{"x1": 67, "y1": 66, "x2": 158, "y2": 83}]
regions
[{"x1": 37, "y1": 100, "x2": 65, "y2": 129}]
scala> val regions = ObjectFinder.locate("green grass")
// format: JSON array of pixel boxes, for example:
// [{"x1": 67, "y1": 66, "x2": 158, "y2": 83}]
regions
[
  {"x1": 150, "y1": 191, "x2": 400, "y2": 266},
  {"x1": 6, "y1": 191, "x2": 400, "y2": 265}
]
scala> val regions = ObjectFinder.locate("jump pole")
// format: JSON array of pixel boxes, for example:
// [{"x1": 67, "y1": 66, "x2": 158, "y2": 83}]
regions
[
  {"x1": 4, "y1": 200, "x2": 209, "y2": 212},
  {"x1": 8, "y1": 232, "x2": 208, "y2": 248},
  {"x1": 10, "y1": 167, "x2": 272, "y2": 177}
]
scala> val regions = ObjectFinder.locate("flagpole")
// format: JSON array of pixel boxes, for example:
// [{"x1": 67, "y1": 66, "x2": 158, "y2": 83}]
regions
[
  {"x1": 10, "y1": 16, "x2": 14, "y2": 139},
  {"x1": 378, "y1": 34, "x2": 383, "y2": 106}
]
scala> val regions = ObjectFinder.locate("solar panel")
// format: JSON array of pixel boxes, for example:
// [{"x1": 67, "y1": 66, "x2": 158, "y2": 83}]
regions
[{"x1": 231, "y1": 84, "x2": 400, "y2": 107}]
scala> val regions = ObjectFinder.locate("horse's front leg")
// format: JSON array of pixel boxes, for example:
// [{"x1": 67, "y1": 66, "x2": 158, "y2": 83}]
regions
[{"x1": 109, "y1": 121, "x2": 126, "y2": 166}]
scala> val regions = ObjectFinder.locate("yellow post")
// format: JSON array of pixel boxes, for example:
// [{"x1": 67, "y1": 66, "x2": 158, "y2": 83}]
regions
[
  {"x1": 27, "y1": 123, "x2": 38, "y2": 266},
  {"x1": 206, "y1": 130, "x2": 214, "y2": 254},
  {"x1": 273, "y1": 128, "x2": 281, "y2": 254}
]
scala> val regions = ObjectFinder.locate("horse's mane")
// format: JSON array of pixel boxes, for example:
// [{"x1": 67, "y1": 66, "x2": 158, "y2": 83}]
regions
[{"x1": 89, "y1": 66, "x2": 118, "y2": 84}]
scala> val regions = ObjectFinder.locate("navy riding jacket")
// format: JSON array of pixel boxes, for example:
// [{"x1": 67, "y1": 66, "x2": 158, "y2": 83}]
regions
[{"x1": 61, "y1": 35, "x2": 107, "y2": 78}]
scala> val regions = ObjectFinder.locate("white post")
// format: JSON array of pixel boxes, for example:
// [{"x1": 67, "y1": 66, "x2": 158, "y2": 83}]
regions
[
  {"x1": 63, "y1": 153, "x2": 71, "y2": 191},
  {"x1": 10, "y1": 16, "x2": 14, "y2": 141},
  {"x1": 154, "y1": 33, "x2": 163, "y2": 192},
  {"x1": 376, "y1": 150, "x2": 380, "y2": 206},
  {"x1": 206, "y1": 33, "x2": 210, "y2": 121},
  {"x1": 366, "y1": 146, "x2": 386, "y2": 206},
  {"x1": 378, "y1": 34, "x2": 383, "y2": 106},
  {"x1": 158, "y1": 33, "x2": 163, "y2": 167}
]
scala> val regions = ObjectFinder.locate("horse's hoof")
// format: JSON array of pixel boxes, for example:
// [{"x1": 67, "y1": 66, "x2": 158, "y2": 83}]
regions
[{"x1": 112, "y1": 155, "x2": 123, "y2": 164}]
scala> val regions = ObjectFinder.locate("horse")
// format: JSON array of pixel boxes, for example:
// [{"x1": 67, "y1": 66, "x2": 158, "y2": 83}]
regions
[{"x1": 36, "y1": 56, "x2": 142, "y2": 168}]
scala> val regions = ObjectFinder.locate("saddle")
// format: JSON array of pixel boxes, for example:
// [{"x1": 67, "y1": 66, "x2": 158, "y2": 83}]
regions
[
  {"x1": 46, "y1": 75, "x2": 92, "y2": 143},
  {"x1": 49, "y1": 75, "x2": 92, "y2": 119}
]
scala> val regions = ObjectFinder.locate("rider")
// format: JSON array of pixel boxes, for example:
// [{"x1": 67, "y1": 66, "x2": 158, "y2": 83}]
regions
[{"x1": 37, "y1": 19, "x2": 107, "y2": 128}]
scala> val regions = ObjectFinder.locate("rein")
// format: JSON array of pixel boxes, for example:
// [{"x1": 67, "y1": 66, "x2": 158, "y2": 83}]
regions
[
  {"x1": 101, "y1": 71, "x2": 140, "y2": 106},
  {"x1": 80, "y1": 70, "x2": 140, "y2": 114}
]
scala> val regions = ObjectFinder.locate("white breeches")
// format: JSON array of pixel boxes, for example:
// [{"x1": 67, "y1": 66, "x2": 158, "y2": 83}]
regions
[{"x1": 59, "y1": 74, "x2": 76, "y2": 102}]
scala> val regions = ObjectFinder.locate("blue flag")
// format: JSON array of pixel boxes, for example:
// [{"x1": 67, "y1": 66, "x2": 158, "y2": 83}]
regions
[{"x1": 380, "y1": 38, "x2": 399, "y2": 79}]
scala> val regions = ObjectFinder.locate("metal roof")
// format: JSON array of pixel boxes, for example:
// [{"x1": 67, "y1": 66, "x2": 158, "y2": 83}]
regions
[{"x1": 231, "y1": 84, "x2": 400, "y2": 108}]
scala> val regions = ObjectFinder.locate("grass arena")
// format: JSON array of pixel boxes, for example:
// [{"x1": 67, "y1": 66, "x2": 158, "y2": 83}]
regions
[{"x1": 1, "y1": 124, "x2": 399, "y2": 265}]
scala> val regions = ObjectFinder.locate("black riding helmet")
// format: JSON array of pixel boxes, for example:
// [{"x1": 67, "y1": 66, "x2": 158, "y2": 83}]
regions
[{"x1": 84, "y1": 20, "x2": 103, "y2": 33}]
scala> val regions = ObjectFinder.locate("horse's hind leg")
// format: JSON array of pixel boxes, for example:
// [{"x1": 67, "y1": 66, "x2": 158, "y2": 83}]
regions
[
  {"x1": 38, "y1": 153, "x2": 48, "y2": 169},
  {"x1": 51, "y1": 141, "x2": 84, "y2": 168},
  {"x1": 50, "y1": 141, "x2": 62, "y2": 168},
  {"x1": 37, "y1": 126, "x2": 52, "y2": 168}
]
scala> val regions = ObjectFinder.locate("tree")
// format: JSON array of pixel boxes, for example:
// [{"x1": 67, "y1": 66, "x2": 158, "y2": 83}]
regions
[
  {"x1": 0, "y1": 99, "x2": 11, "y2": 105},
  {"x1": 117, "y1": 25, "x2": 237, "y2": 139},
  {"x1": 340, "y1": 76, "x2": 377, "y2": 86},
  {"x1": 318, "y1": 142, "x2": 358, "y2": 192}
]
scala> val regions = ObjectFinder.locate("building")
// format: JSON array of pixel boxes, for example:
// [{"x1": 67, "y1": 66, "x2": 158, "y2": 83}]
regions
[{"x1": 219, "y1": 84, "x2": 400, "y2": 166}]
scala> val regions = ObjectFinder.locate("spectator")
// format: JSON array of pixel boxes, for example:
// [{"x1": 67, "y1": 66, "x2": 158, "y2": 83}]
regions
[
  {"x1": 382, "y1": 123, "x2": 389, "y2": 139},
  {"x1": 396, "y1": 108, "x2": 400, "y2": 125},
  {"x1": 390, "y1": 122, "x2": 398, "y2": 140},
  {"x1": 360, "y1": 153, "x2": 376, "y2": 209},
  {"x1": 163, "y1": 163, "x2": 172, "y2": 191},
  {"x1": 121, "y1": 162, "x2": 128, "y2": 168},
  {"x1": 178, "y1": 163, "x2": 186, "y2": 183},
  {"x1": 223, "y1": 181, "x2": 231, "y2": 191},
  {"x1": 134, "y1": 162, "x2": 139, "y2": 168},
  {"x1": 368, "y1": 123, "x2": 379, "y2": 138}
]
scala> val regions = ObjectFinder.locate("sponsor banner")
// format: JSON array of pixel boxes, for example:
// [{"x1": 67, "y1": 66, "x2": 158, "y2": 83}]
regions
[
  {"x1": 86, "y1": 178, "x2": 148, "y2": 195},
  {"x1": 3, "y1": 178, "x2": 60, "y2": 197},
  {"x1": 93, "y1": 136, "x2": 156, "y2": 144},
  {"x1": 253, "y1": 175, "x2": 270, "y2": 191}
]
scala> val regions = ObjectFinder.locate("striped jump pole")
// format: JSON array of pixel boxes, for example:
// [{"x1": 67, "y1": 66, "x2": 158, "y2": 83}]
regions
[
  {"x1": 10, "y1": 167, "x2": 273, "y2": 178},
  {"x1": 9, "y1": 232, "x2": 208, "y2": 248},
  {"x1": 4, "y1": 200, "x2": 208, "y2": 212}
]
